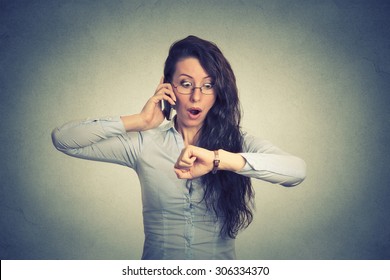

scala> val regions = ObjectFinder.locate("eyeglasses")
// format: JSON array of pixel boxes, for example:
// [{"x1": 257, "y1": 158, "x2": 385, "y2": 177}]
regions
[{"x1": 172, "y1": 81, "x2": 214, "y2": 95}]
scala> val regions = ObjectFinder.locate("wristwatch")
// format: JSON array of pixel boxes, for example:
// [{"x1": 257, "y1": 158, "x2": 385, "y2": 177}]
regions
[{"x1": 212, "y1": 150, "x2": 220, "y2": 174}]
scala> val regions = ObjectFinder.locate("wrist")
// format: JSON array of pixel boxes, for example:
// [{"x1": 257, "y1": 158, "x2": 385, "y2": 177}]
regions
[{"x1": 216, "y1": 149, "x2": 246, "y2": 172}]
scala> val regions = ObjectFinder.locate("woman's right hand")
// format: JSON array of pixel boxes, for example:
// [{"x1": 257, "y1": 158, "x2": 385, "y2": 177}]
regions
[{"x1": 121, "y1": 77, "x2": 176, "y2": 132}]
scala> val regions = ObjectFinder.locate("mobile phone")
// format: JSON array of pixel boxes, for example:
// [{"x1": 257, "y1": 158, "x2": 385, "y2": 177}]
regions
[
  {"x1": 163, "y1": 100, "x2": 174, "y2": 120},
  {"x1": 162, "y1": 77, "x2": 175, "y2": 120}
]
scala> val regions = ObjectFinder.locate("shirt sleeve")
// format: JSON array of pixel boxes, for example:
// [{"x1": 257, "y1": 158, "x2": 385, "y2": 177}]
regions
[
  {"x1": 51, "y1": 116, "x2": 141, "y2": 169},
  {"x1": 235, "y1": 134, "x2": 306, "y2": 187}
]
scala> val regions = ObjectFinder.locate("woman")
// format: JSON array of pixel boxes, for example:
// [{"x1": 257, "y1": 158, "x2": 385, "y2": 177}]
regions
[{"x1": 52, "y1": 35, "x2": 306, "y2": 260}]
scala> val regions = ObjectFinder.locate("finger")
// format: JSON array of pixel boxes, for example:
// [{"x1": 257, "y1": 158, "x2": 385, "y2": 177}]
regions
[
  {"x1": 175, "y1": 152, "x2": 196, "y2": 167},
  {"x1": 155, "y1": 78, "x2": 171, "y2": 93},
  {"x1": 155, "y1": 79, "x2": 176, "y2": 101},
  {"x1": 154, "y1": 82, "x2": 167, "y2": 95},
  {"x1": 155, "y1": 85, "x2": 174, "y2": 98},
  {"x1": 164, "y1": 87, "x2": 177, "y2": 103},
  {"x1": 161, "y1": 93, "x2": 176, "y2": 106},
  {"x1": 176, "y1": 154, "x2": 196, "y2": 166},
  {"x1": 174, "y1": 168, "x2": 192, "y2": 179},
  {"x1": 165, "y1": 83, "x2": 177, "y2": 102},
  {"x1": 152, "y1": 87, "x2": 176, "y2": 105},
  {"x1": 174, "y1": 160, "x2": 193, "y2": 169}
]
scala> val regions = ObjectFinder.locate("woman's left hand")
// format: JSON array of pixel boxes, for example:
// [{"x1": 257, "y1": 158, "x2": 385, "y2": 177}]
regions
[{"x1": 174, "y1": 145, "x2": 214, "y2": 179}]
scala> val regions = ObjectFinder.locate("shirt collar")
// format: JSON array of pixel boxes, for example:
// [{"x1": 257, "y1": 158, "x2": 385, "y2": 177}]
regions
[{"x1": 159, "y1": 116, "x2": 178, "y2": 132}]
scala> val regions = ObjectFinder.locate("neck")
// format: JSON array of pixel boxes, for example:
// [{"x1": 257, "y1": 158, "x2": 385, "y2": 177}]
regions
[{"x1": 175, "y1": 118, "x2": 201, "y2": 146}]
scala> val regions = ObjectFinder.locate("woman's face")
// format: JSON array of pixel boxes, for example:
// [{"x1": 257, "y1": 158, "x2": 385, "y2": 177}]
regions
[{"x1": 172, "y1": 57, "x2": 216, "y2": 130}]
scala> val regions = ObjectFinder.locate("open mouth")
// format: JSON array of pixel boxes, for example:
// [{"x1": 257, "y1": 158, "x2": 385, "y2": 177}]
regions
[{"x1": 188, "y1": 108, "x2": 202, "y2": 116}]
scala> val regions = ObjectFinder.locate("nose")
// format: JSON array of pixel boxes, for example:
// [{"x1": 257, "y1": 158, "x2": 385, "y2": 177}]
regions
[{"x1": 190, "y1": 87, "x2": 202, "y2": 102}]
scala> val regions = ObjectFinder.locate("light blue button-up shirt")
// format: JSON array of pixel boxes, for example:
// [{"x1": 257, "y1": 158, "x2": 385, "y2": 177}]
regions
[{"x1": 52, "y1": 116, "x2": 306, "y2": 259}]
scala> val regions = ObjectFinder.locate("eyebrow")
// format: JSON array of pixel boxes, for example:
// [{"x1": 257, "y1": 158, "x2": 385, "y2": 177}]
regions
[{"x1": 178, "y1": 74, "x2": 212, "y2": 80}]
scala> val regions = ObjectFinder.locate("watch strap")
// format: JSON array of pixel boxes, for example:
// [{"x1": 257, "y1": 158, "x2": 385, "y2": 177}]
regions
[{"x1": 212, "y1": 150, "x2": 220, "y2": 174}]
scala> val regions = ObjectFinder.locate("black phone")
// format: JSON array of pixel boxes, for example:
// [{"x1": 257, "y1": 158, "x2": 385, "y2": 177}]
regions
[
  {"x1": 162, "y1": 78, "x2": 175, "y2": 120},
  {"x1": 163, "y1": 100, "x2": 174, "y2": 120}
]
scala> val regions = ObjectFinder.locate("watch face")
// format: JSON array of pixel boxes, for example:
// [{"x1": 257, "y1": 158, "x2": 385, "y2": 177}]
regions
[{"x1": 212, "y1": 150, "x2": 220, "y2": 174}]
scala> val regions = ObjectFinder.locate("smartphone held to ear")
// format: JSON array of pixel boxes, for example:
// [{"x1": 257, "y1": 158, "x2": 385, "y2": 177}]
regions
[
  {"x1": 162, "y1": 77, "x2": 175, "y2": 121},
  {"x1": 163, "y1": 100, "x2": 175, "y2": 121}
]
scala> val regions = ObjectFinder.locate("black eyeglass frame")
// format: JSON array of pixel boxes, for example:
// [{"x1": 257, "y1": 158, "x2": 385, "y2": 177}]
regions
[{"x1": 172, "y1": 83, "x2": 215, "y2": 95}]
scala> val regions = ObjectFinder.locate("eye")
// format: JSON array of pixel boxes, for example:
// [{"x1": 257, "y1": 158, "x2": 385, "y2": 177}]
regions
[
  {"x1": 203, "y1": 83, "x2": 213, "y2": 89},
  {"x1": 180, "y1": 81, "x2": 193, "y2": 88}
]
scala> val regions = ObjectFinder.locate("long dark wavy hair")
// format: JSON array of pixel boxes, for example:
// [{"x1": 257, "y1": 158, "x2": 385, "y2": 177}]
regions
[{"x1": 164, "y1": 35, "x2": 254, "y2": 238}]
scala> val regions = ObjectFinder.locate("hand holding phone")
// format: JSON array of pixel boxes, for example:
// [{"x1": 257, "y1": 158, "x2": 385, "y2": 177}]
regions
[
  {"x1": 162, "y1": 77, "x2": 176, "y2": 121},
  {"x1": 163, "y1": 100, "x2": 174, "y2": 120},
  {"x1": 137, "y1": 77, "x2": 176, "y2": 131}
]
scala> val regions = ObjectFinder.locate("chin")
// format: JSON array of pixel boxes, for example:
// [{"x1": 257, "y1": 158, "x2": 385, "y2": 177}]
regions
[{"x1": 177, "y1": 116, "x2": 204, "y2": 128}]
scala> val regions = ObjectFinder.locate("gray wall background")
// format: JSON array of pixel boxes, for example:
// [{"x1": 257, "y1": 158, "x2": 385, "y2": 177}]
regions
[{"x1": 1, "y1": 0, "x2": 389, "y2": 259}]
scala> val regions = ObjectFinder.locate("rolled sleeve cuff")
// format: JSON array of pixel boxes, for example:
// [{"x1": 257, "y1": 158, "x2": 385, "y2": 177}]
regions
[{"x1": 96, "y1": 116, "x2": 126, "y2": 136}]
